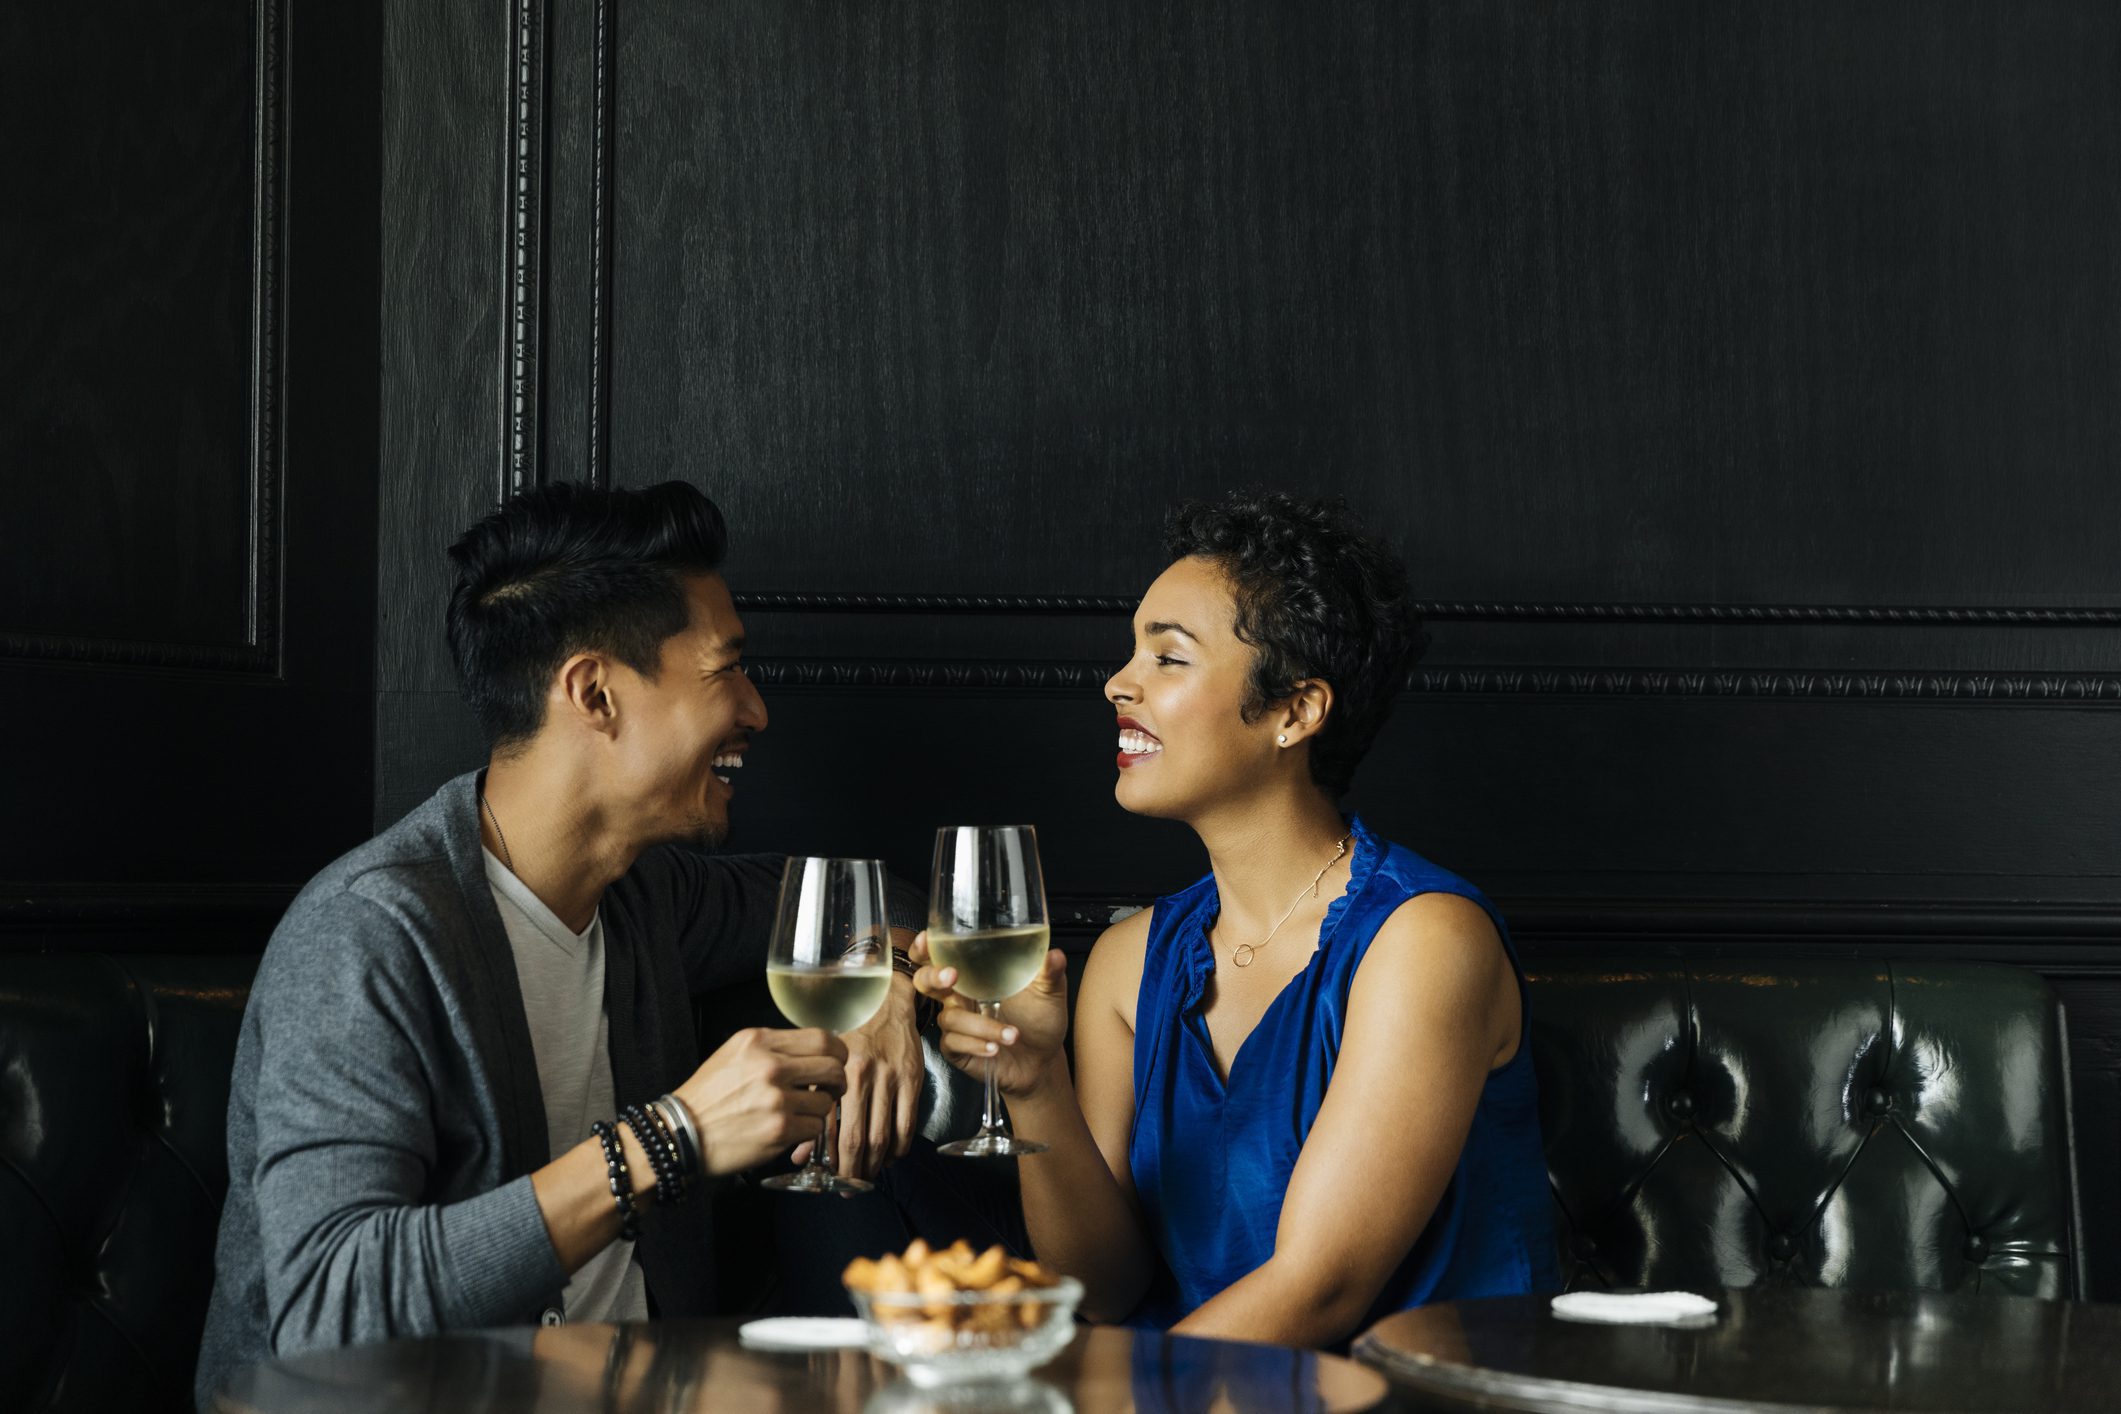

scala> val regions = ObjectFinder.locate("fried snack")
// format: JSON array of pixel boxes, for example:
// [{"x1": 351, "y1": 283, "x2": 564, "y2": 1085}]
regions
[{"x1": 844, "y1": 1240, "x2": 1064, "y2": 1346}]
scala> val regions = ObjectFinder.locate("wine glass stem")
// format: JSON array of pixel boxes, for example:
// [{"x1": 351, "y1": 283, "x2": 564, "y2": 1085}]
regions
[{"x1": 979, "y1": 999, "x2": 1006, "y2": 1137}]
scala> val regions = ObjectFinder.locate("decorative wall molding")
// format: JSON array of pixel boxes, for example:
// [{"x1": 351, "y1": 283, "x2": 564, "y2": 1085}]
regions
[
  {"x1": 745, "y1": 657, "x2": 2121, "y2": 701},
  {"x1": 1046, "y1": 891, "x2": 2121, "y2": 975},
  {"x1": 0, "y1": 0, "x2": 287, "y2": 675},
  {"x1": 736, "y1": 593, "x2": 2121, "y2": 626},
  {"x1": 502, "y1": 0, "x2": 550, "y2": 495},
  {"x1": 0, "y1": 883, "x2": 297, "y2": 949}
]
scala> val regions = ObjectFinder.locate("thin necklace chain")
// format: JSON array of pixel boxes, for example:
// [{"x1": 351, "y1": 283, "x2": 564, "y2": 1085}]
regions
[
  {"x1": 481, "y1": 792, "x2": 515, "y2": 874},
  {"x1": 1230, "y1": 829, "x2": 1353, "y2": 969}
]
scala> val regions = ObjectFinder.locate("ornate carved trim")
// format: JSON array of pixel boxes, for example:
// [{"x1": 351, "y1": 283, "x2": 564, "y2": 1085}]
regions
[
  {"x1": 744, "y1": 658, "x2": 2121, "y2": 701},
  {"x1": 0, "y1": 882, "x2": 296, "y2": 949},
  {"x1": 0, "y1": 0, "x2": 287, "y2": 675},
  {"x1": 502, "y1": 0, "x2": 550, "y2": 495},
  {"x1": 735, "y1": 593, "x2": 2121, "y2": 626},
  {"x1": 1044, "y1": 891, "x2": 2121, "y2": 971}
]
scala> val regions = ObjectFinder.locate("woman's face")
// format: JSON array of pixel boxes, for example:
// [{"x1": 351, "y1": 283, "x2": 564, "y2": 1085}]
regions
[{"x1": 1104, "y1": 555, "x2": 1284, "y2": 820}]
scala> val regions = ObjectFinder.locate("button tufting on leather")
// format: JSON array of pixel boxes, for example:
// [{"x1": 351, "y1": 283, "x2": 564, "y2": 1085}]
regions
[
  {"x1": 1865, "y1": 1087, "x2": 1892, "y2": 1116},
  {"x1": 1770, "y1": 1233, "x2": 1797, "y2": 1261},
  {"x1": 1665, "y1": 1090, "x2": 1695, "y2": 1121},
  {"x1": 1573, "y1": 1235, "x2": 1599, "y2": 1261},
  {"x1": 1964, "y1": 1234, "x2": 1988, "y2": 1262}
]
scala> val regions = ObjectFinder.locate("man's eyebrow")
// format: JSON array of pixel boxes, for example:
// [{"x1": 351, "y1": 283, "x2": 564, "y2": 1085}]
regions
[
  {"x1": 1143, "y1": 620, "x2": 1197, "y2": 642},
  {"x1": 709, "y1": 634, "x2": 746, "y2": 655}
]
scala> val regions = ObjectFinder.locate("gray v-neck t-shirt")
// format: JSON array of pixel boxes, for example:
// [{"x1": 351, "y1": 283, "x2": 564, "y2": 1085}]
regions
[{"x1": 484, "y1": 850, "x2": 649, "y2": 1323}]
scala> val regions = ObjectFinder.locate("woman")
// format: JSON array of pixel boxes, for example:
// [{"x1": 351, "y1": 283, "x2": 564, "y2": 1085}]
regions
[{"x1": 914, "y1": 491, "x2": 1557, "y2": 1348}]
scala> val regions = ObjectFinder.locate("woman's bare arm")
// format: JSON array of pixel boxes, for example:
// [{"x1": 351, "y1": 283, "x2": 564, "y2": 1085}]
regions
[
  {"x1": 918, "y1": 910, "x2": 1157, "y2": 1321},
  {"x1": 1007, "y1": 911, "x2": 1156, "y2": 1319},
  {"x1": 1170, "y1": 892, "x2": 1517, "y2": 1347}
]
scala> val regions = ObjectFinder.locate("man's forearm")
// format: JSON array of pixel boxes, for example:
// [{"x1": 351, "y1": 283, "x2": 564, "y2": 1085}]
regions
[{"x1": 530, "y1": 1120, "x2": 662, "y2": 1275}]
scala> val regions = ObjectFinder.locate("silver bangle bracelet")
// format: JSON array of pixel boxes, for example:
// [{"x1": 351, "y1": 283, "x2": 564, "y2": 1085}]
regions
[{"x1": 656, "y1": 1094, "x2": 704, "y2": 1180}]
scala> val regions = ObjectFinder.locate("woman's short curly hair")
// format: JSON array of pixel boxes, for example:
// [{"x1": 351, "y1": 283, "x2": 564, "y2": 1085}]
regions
[{"x1": 1163, "y1": 491, "x2": 1426, "y2": 798}]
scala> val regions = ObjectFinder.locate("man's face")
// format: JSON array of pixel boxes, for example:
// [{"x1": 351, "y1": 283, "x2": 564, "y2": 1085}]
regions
[{"x1": 607, "y1": 572, "x2": 766, "y2": 848}]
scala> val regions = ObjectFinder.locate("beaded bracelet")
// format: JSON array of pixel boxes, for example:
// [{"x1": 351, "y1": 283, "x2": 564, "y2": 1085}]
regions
[
  {"x1": 654, "y1": 1094, "x2": 704, "y2": 1182},
  {"x1": 621, "y1": 1103, "x2": 687, "y2": 1208},
  {"x1": 641, "y1": 1102, "x2": 692, "y2": 1203},
  {"x1": 589, "y1": 1119, "x2": 641, "y2": 1241}
]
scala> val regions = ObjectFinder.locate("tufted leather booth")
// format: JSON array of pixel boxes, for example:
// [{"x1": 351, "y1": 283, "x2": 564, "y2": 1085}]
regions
[
  {"x1": 1, "y1": 951, "x2": 2087, "y2": 1411},
  {"x1": 1, "y1": 952, "x2": 255, "y2": 1413},
  {"x1": 1530, "y1": 959, "x2": 2087, "y2": 1299}
]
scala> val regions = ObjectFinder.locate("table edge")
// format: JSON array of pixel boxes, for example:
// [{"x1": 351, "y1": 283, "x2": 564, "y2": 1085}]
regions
[{"x1": 1351, "y1": 1331, "x2": 1857, "y2": 1414}]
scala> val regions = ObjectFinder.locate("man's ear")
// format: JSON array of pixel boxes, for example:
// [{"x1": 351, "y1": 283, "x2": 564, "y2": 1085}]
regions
[{"x1": 554, "y1": 652, "x2": 620, "y2": 738}]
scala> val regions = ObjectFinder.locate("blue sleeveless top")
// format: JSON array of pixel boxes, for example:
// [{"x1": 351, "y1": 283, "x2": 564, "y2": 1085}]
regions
[{"x1": 1126, "y1": 816, "x2": 1558, "y2": 1330}]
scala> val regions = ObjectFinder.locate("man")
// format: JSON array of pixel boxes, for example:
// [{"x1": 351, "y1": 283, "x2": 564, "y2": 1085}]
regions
[{"x1": 195, "y1": 481, "x2": 927, "y2": 1408}]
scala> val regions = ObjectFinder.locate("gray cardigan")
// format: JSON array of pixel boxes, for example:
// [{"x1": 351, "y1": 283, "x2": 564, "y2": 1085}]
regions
[{"x1": 195, "y1": 771, "x2": 789, "y2": 1409}]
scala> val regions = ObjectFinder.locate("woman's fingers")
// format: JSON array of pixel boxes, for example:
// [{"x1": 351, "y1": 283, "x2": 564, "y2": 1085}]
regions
[
  {"x1": 934, "y1": 1006, "x2": 1012, "y2": 1045},
  {"x1": 912, "y1": 963, "x2": 961, "y2": 1001}
]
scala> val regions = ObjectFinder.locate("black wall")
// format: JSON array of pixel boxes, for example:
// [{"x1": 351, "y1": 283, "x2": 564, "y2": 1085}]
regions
[
  {"x1": 1, "y1": 2, "x2": 380, "y2": 945},
  {"x1": 373, "y1": 0, "x2": 2121, "y2": 1293}
]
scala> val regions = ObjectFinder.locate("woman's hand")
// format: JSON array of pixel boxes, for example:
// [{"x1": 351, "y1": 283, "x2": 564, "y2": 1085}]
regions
[{"x1": 910, "y1": 930, "x2": 1071, "y2": 1098}]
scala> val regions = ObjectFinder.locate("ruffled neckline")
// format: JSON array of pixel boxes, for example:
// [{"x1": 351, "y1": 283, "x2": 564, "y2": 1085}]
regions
[{"x1": 1183, "y1": 815, "x2": 1382, "y2": 987}]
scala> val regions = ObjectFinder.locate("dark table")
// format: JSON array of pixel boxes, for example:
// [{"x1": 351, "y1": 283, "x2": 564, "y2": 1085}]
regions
[
  {"x1": 1354, "y1": 1286, "x2": 2121, "y2": 1414},
  {"x1": 217, "y1": 1318, "x2": 1391, "y2": 1413}
]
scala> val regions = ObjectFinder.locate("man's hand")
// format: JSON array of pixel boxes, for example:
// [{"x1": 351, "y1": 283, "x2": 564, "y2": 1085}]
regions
[
  {"x1": 792, "y1": 973, "x2": 923, "y2": 1180},
  {"x1": 672, "y1": 1027, "x2": 846, "y2": 1177}
]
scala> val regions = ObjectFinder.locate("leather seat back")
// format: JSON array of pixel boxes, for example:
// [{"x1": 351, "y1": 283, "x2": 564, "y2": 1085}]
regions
[
  {"x1": 0, "y1": 951, "x2": 256, "y2": 1412},
  {"x1": 1529, "y1": 959, "x2": 2086, "y2": 1298}
]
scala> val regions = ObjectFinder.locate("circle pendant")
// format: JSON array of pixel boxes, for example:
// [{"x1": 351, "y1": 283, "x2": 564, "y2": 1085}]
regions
[{"x1": 1230, "y1": 944, "x2": 1255, "y2": 968}]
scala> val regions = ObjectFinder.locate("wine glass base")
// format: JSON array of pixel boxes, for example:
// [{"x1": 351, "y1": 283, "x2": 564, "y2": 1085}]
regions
[
  {"x1": 759, "y1": 1169, "x2": 874, "y2": 1195},
  {"x1": 937, "y1": 1133, "x2": 1048, "y2": 1159}
]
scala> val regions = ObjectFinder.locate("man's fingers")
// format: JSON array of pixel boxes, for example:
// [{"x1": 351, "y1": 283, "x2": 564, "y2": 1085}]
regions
[
  {"x1": 909, "y1": 930, "x2": 929, "y2": 963},
  {"x1": 892, "y1": 1070, "x2": 919, "y2": 1159},
  {"x1": 760, "y1": 1027, "x2": 850, "y2": 1062},
  {"x1": 867, "y1": 1075, "x2": 897, "y2": 1171},
  {"x1": 837, "y1": 1079, "x2": 869, "y2": 1179},
  {"x1": 773, "y1": 1054, "x2": 849, "y2": 1093}
]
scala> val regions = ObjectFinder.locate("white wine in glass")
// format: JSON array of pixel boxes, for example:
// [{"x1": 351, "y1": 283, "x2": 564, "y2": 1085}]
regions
[
  {"x1": 760, "y1": 856, "x2": 894, "y2": 1195},
  {"x1": 931, "y1": 824, "x2": 1051, "y2": 1159}
]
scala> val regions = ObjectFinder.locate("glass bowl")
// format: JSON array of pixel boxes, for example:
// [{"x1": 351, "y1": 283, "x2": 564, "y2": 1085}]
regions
[{"x1": 847, "y1": 1276, "x2": 1083, "y2": 1387}]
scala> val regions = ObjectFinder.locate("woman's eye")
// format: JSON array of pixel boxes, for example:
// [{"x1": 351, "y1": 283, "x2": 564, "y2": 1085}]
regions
[{"x1": 1156, "y1": 655, "x2": 1186, "y2": 667}]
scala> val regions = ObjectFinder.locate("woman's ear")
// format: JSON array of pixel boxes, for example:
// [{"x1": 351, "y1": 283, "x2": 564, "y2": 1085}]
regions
[{"x1": 1278, "y1": 679, "x2": 1334, "y2": 745}]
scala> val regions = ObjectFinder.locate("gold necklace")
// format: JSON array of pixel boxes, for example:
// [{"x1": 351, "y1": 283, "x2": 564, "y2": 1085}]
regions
[{"x1": 1229, "y1": 830, "x2": 1353, "y2": 968}]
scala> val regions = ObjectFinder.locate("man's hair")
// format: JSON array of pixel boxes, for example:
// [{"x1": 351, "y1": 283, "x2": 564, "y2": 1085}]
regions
[
  {"x1": 1163, "y1": 490, "x2": 1425, "y2": 798},
  {"x1": 446, "y1": 480, "x2": 728, "y2": 749}
]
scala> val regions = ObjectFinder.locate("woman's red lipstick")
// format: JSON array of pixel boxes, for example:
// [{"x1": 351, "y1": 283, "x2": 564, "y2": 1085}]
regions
[{"x1": 1116, "y1": 716, "x2": 1163, "y2": 770}]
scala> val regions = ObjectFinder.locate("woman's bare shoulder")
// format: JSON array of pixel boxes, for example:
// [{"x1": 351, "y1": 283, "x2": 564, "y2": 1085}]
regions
[{"x1": 1082, "y1": 905, "x2": 1155, "y2": 1032}]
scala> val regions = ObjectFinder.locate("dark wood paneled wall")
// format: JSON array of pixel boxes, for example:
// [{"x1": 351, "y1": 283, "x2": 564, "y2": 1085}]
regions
[
  {"x1": 377, "y1": 1, "x2": 2121, "y2": 1294},
  {"x1": 1, "y1": 1, "x2": 380, "y2": 941}
]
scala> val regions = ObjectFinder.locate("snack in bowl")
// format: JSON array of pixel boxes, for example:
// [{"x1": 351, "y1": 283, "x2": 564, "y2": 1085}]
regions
[{"x1": 843, "y1": 1240, "x2": 1083, "y2": 1386}]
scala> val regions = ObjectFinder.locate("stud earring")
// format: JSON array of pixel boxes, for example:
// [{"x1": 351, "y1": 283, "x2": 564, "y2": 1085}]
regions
[{"x1": 1277, "y1": 734, "x2": 1288, "y2": 745}]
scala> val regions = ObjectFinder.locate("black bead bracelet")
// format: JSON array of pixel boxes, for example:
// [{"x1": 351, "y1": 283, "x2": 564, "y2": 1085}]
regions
[
  {"x1": 590, "y1": 1119, "x2": 641, "y2": 1241},
  {"x1": 621, "y1": 1102, "x2": 687, "y2": 1208}
]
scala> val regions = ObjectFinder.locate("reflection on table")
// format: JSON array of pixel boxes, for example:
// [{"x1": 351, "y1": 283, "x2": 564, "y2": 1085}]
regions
[
  {"x1": 217, "y1": 1318, "x2": 1390, "y2": 1414},
  {"x1": 1357, "y1": 1285, "x2": 2121, "y2": 1413}
]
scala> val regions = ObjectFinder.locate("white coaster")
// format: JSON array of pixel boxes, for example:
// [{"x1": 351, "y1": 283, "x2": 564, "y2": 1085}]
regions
[
  {"x1": 1550, "y1": 1291, "x2": 1720, "y2": 1326},
  {"x1": 736, "y1": 1316, "x2": 872, "y2": 1351}
]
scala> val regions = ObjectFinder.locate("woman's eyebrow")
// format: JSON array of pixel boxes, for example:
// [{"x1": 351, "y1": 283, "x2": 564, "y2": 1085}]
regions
[{"x1": 1144, "y1": 620, "x2": 1197, "y2": 642}]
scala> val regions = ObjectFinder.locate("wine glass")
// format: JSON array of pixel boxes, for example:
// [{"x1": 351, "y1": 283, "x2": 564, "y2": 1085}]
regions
[
  {"x1": 760, "y1": 856, "x2": 895, "y2": 1194},
  {"x1": 929, "y1": 825, "x2": 1051, "y2": 1158}
]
